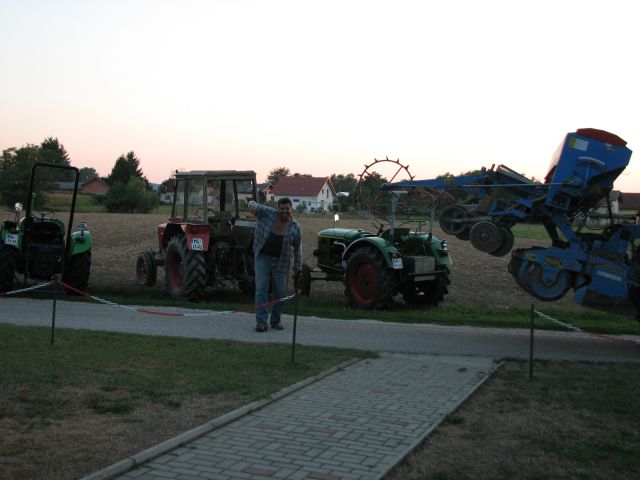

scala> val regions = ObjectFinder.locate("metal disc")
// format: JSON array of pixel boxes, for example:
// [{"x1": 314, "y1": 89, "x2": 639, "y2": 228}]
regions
[
  {"x1": 489, "y1": 227, "x2": 515, "y2": 257},
  {"x1": 527, "y1": 265, "x2": 571, "y2": 301},
  {"x1": 439, "y1": 205, "x2": 469, "y2": 235},
  {"x1": 469, "y1": 221, "x2": 502, "y2": 253}
]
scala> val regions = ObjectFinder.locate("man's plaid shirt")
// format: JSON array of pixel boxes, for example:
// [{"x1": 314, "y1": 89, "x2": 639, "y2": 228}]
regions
[{"x1": 253, "y1": 204, "x2": 302, "y2": 273}]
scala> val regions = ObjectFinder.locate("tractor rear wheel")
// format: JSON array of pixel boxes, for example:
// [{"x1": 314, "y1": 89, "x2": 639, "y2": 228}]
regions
[
  {"x1": 0, "y1": 242, "x2": 17, "y2": 292},
  {"x1": 136, "y1": 251, "x2": 157, "y2": 287},
  {"x1": 345, "y1": 246, "x2": 393, "y2": 309},
  {"x1": 63, "y1": 251, "x2": 92, "y2": 294},
  {"x1": 164, "y1": 236, "x2": 206, "y2": 300}
]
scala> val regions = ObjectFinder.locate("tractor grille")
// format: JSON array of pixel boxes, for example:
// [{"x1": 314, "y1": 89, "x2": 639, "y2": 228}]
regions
[{"x1": 403, "y1": 256, "x2": 435, "y2": 275}]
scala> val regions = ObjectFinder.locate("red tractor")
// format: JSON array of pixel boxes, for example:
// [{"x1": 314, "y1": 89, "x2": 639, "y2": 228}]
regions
[{"x1": 136, "y1": 170, "x2": 258, "y2": 300}]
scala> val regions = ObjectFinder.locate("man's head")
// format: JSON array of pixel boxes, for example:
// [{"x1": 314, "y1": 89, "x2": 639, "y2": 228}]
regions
[
  {"x1": 277, "y1": 197, "x2": 293, "y2": 220},
  {"x1": 277, "y1": 197, "x2": 292, "y2": 208}
]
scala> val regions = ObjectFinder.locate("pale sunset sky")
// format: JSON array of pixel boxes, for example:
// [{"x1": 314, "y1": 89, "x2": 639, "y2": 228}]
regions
[{"x1": 1, "y1": 0, "x2": 639, "y2": 190}]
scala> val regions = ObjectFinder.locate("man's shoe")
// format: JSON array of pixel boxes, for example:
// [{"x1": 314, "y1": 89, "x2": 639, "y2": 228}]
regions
[
  {"x1": 270, "y1": 323, "x2": 284, "y2": 331},
  {"x1": 255, "y1": 324, "x2": 268, "y2": 332}
]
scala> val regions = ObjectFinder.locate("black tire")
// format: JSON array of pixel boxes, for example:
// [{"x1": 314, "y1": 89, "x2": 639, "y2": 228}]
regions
[
  {"x1": 300, "y1": 263, "x2": 311, "y2": 296},
  {"x1": 403, "y1": 269, "x2": 449, "y2": 307},
  {"x1": 63, "y1": 251, "x2": 92, "y2": 294},
  {"x1": 164, "y1": 236, "x2": 206, "y2": 300},
  {"x1": 345, "y1": 246, "x2": 393, "y2": 309},
  {"x1": 136, "y1": 251, "x2": 157, "y2": 287},
  {"x1": 0, "y1": 242, "x2": 17, "y2": 293}
]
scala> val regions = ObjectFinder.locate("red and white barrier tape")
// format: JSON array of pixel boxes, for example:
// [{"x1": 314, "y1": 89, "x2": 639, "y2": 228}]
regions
[
  {"x1": 0, "y1": 281, "x2": 54, "y2": 296},
  {"x1": 534, "y1": 309, "x2": 639, "y2": 345},
  {"x1": 1, "y1": 280, "x2": 298, "y2": 317}
]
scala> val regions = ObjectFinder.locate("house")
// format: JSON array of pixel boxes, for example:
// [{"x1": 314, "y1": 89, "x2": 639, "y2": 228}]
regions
[
  {"x1": 80, "y1": 177, "x2": 109, "y2": 196},
  {"x1": 584, "y1": 190, "x2": 640, "y2": 227},
  {"x1": 257, "y1": 182, "x2": 274, "y2": 203},
  {"x1": 56, "y1": 178, "x2": 110, "y2": 196},
  {"x1": 618, "y1": 192, "x2": 640, "y2": 215},
  {"x1": 271, "y1": 176, "x2": 336, "y2": 213}
]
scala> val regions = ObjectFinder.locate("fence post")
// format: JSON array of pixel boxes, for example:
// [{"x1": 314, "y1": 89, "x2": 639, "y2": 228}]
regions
[
  {"x1": 529, "y1": 303, "x2": 534, "y2": 380},
  {"x1": 50, "y1": 275, "x2": 59, "y2": 345},
  {"x1": 291, "y1": 292, "x2": 298, "y2": 364}
]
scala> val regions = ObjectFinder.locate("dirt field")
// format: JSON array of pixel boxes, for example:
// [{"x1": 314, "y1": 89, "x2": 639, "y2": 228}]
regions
[{"x1": 77, "y1": 211, "x2": 580, "y2": 311}]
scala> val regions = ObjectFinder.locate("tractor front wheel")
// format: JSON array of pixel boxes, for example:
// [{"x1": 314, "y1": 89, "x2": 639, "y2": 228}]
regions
[
  {"x1": 164, "y1": 236, "x2": 206, "y2": 300},
  {"x1": 403, "y1": 269, "x2": 449, "y2": 307},
  {"x1": 63, "y1": 251, "x2": 92, "y2": 294},
  {"x1": 345, "y1": 246, "x2": 393, "y2": 309},
  {"x1": 0, "y1": 242, "x2": 17, "y2": 293},
  {"x1": 136, "y1": 251, "x2": 157, "y2": 287}
]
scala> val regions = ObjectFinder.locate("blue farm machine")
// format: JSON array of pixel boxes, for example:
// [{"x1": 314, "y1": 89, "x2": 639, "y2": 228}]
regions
[{"x1": 381, "y1": 128, "x2": 640, "y2": 315}]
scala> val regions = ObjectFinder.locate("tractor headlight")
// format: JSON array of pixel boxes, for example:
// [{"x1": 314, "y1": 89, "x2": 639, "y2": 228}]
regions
[
  {"x1": 77, "y1": 222, "x2": 88, "y2": 242},
  {"x1": 441, "y1": 239, "x2": 449, "y2": 255}
]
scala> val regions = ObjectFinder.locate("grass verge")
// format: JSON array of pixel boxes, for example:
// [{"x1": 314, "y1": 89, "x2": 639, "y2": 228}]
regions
[
  {"x1": 384, "y1": 360, "x2": 640, "y2": 480},
  {"x1": 0, "y1": 324, "x2": 372, "y2": 480}
]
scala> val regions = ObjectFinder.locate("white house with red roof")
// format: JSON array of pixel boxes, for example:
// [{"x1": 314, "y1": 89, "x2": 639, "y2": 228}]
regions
[{"x1": 271, "y1": 176, "x2": 336, "y2": 213}]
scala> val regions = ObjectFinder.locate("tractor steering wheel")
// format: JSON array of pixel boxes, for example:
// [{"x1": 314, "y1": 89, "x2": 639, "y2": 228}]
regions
[{"x1": 35, "y1": 209, "x2": 55, "y2": 219}]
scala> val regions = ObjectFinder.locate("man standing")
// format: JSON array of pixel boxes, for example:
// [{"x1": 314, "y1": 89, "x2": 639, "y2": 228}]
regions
[{"x1": 248, "y1": 198, "x2": 302, "y2": 332}]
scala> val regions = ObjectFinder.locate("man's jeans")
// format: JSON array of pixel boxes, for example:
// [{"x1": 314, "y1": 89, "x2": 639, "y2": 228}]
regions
[{"x1": 255, "y1": 253, "x2": 289, "y2": 327}]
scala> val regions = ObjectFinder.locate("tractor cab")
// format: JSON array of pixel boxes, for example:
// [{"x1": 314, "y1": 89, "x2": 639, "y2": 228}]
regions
[{"x1": 137, "y1": 170, "x2": 259, "y2": 300}]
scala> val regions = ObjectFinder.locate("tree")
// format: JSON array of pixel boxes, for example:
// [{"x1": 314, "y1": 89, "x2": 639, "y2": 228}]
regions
[
  {"x1": 357, "y1": 170, "x2": 390, "y2": 211},
  {"x1": 330, "y1": 173, "x2": 357, "y2": 195},
  {"x1": 0, "y1": 137, "x2": 73, "y2": 208},
  {"x1": 79, "y1": 167, "x2": 98, "y2": 182},
  {"x1": 39, "y1": 137, "x2": 71, "y2": 167},
  {"x1": 103, "y1": 177, "x2": 159, "y2": 213},
  {"x1": 38, "y1": 137, "x2": 74, "y2": 183},
  {"x1": 158, "y1": 177, "x2": 175, "y2": 194},
  {"x1": 0, "y1": 146, "x2": 38, "y2": 207},
  {"x1": 267, "y1": 167, "x2": 290, "y2": 184},
  {"x1": 106, "y1": 151, "x2": 147, "y2": 187}
]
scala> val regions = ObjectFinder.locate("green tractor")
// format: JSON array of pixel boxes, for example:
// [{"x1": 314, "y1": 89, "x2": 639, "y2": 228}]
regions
[
  {"x1": 0, "y1": 163, "x2": 92, "y2": 293},
  {"x1": 301, "y1": 193, "x2": 452, "y2": 309}
]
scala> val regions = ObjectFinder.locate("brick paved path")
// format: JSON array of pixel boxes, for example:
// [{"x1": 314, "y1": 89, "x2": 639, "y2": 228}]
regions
[{"x1": 108, "y1": 353, "x2": 496, "y2": 480}]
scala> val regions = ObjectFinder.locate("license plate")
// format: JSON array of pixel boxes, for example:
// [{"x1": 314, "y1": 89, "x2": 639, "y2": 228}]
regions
[
  {"x1": 4, "y1": 233, "x2": 18, "y2": 247},
  {"x1": 191, "y1": 238, "x2": 204, "y2": 251},
  {"x1": 392, "y1": 258, "x2": 403, "y2": 269}
]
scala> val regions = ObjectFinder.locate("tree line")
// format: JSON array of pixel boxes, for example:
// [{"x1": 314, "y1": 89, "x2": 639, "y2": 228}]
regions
[
  {"x1": 1, "y1": 137, "x2": 431, "y2": 214},
  {"x1": 0, "y1": 137, "x2": 158, "y2": 213}
]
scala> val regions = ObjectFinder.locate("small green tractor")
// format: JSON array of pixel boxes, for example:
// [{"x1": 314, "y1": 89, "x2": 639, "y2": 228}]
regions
[
  {"x1": 301, "y1": 193, "x2": 452, "y2": 309},
  {"x1": 0, "y1": 162, "x2": 92, "y2": 293},
  {"x1": 135, "y1": 170, "x2": 258, "y2": 300}
]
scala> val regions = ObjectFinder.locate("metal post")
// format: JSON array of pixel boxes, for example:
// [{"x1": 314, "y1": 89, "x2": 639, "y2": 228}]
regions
[
  {"x1": 291, "y1": 292, "x2": 298, "y2": 364},
  {"x1": 50, "y1": 275, "x2": 59, "y2": 345},
  {"x1": 529, "y1": 304, "x2": 534, "y2": 380}
]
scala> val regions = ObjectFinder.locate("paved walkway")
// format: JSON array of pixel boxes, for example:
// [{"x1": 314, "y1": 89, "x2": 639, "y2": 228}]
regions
[{"x1": 86, "y1": 353, "x2": 496, "y2": 480}]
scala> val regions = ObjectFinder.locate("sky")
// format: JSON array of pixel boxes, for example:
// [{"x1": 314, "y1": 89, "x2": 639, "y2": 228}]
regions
[{"x1": 1, "y1": 0, "x2": 640, "y2": 191}]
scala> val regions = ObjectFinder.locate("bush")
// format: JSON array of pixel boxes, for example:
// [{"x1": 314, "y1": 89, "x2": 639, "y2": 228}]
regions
[{"x1": 104, "y1": 178, "x2": 159, "y2": 213}]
